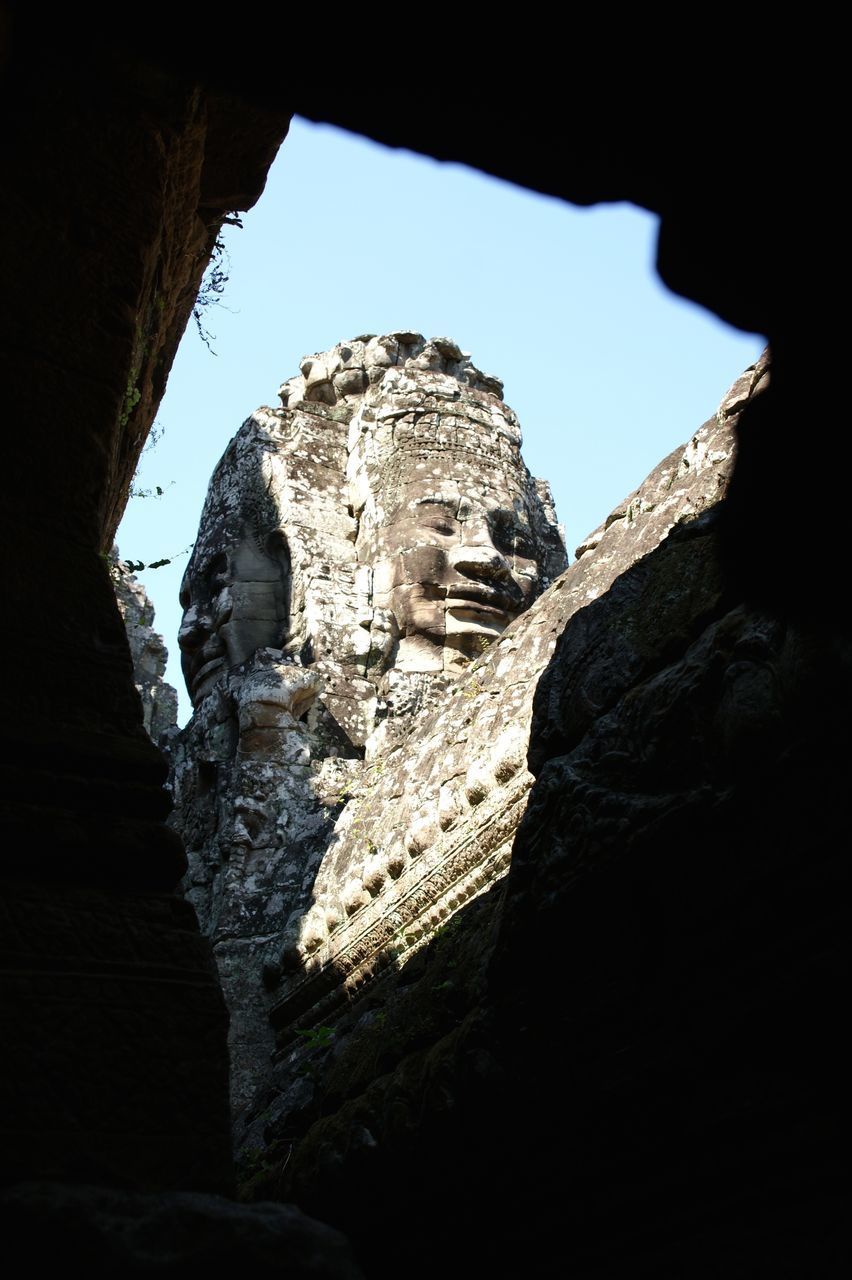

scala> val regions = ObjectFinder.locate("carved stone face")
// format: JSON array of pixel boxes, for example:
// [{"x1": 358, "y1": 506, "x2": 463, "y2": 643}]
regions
[
  {"x1": 178, "y1": 531, "x2": 290, "y2": 707},
  {"x1": 367, "y1": 471, "x2": 542, "y2": 666},
  {"x1": 179, "y1": 338, "x2": 566, "y2": 709}
]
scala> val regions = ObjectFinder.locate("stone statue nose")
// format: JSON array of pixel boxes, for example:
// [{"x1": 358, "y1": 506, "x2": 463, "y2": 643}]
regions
[
  {"x1": 449, "y1": 542, "x2": 510, "y2": 580},
  {"x1": 178, "y1": 605, "x2": 211, "y2": 653}
]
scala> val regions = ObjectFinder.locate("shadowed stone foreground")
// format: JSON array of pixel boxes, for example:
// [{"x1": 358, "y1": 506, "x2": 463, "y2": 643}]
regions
[{"x1": 0, "y1": 1183, "x2": 363, "y2": 1277}]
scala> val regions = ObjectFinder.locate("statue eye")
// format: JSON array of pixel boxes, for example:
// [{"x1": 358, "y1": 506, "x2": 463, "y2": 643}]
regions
[
  {"x1": 418, "y1": 513, "x2": 457, "y2": 537},
  {"x1": 490, "y1": 512, "x2": 535, "y2": 559},
  {"x1": 207, "y1": 553, "x2": 228, "y2": 591}
]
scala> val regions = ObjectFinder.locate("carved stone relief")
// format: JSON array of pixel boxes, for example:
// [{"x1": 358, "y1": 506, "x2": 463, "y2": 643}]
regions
[{"x1": 170, "y1": 334, "x2": 566, "y2": 1120}]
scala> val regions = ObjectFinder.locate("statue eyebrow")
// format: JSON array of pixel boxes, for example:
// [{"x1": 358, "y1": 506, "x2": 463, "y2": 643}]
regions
[
  {"x1": 491, "y1": 506, "x2": 531, "y2": 526},
  {"x1": 413, "y1": 496, "x2": 458, "y2": 512}
]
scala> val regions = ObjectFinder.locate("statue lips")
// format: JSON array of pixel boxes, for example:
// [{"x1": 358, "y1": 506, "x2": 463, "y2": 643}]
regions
[{"x1": 443, "y1": 583, "x2": 522, "y2": 623}]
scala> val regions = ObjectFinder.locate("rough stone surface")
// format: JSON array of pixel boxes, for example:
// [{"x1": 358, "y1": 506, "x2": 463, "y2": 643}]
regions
[
  {"x1": 230, "y1": 353, "x2": 843, "y2": 1278},
  {"x1": 0, "y1": 1182, "x2": 364, "y2": 1277},
  {"x1": 112, "y1": 550, "x2": 179, "y2": 744},
  {"x1": 169, "y1": 335, "x2": 567, "y2": 1124},
  {"x1": 264, "y1": 358, "x2": 765, "y2": 1044},
  {"x1": 174, "y1": 346, "x2": 778, "y2": 1171},
  {"x1": 1, "y1": 36, "x2": 290, "y2": 1197},
  {"x1": 246, "y1": 349, "x2": 755, "y2": 1054},
  {"x1": 0, "y1": 884, "x2": 233, "y2": 1193},
  {"x1": 2, "y1": 36, "x2": 289, "y2": 895}
]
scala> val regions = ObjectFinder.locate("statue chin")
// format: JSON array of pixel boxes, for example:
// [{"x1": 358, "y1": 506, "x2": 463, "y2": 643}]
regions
[{"x1": 188, "y1": 655, "x2": 228, "y2": 706}]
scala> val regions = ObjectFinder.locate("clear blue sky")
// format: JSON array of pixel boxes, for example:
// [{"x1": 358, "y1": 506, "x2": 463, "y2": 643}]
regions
[{"x1": 118, "y1": 117, "x2": 765, "y2": 726}]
